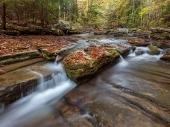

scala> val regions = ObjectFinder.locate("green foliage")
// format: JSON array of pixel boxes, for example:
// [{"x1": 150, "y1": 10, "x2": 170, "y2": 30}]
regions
[
  {"x1": 1, "y1": 0, "x2": 170, "y2": 29},
  {"x1": 0, "y1": 0, "x2": 78, "y2": 27}
]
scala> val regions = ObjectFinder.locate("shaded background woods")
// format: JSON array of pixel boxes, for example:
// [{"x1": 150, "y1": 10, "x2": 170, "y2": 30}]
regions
[
  {"x1": 0, "y1": 0, "x2": 78, "y2": 27},
  {"x1": 0, "y1": 0, "x2": 170, "y2": 30}
]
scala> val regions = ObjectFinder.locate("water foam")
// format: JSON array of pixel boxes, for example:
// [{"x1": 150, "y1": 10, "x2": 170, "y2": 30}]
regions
[{"x1": 0, "y1": 63, "x2": 76, "y2": 127}]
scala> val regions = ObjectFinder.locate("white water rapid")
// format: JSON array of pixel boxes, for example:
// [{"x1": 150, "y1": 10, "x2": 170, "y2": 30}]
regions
[
  {"x1": 0, "y1": 62, "x2": 76, "y2": 127},
  {"x1": 128, "y1": 46, "x2": 164, "y2": 61}
]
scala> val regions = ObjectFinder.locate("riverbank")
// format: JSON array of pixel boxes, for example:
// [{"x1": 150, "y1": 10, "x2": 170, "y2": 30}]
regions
[{"x1": 0, "y1": 34, "x2": 170, "y2": 127}]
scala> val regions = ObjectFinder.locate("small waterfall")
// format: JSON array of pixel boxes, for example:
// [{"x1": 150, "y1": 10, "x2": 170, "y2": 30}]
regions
[
  {"x1": 128, "y1": 47, "x2": 164, "y2": 61},
  {"x1": 120, "y1": 55, "x2": 124, "y2": 61},
  {"x1": 129, "y1": 49, "x2": 133, "y2": 54},
  {"x1": 118, "y1": 55, "x2": 128, "y2": 66},
  {"x1": 30, "y1": 71, "x2": 45, "y2": 91},
  {"x1": 68, "y1": 112, "x2": 93, "y2": 123},
  {"x1": 0, "y1": 62, "x2": 76, "y2": 127}
]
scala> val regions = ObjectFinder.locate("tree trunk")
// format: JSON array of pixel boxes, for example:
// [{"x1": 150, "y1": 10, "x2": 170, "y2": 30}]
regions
[
  {"x1": 75, "y1": 0, "x2": 79, "y2": 22},
  {"x1": 40, "y1": 6, "x2": 44, "y2": 28},
  {"x1": 2, "y1": 2, "x2": 6, "y2": 30}
]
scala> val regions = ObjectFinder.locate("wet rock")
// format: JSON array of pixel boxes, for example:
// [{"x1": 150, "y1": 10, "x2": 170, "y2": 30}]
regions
[
  {"x1": 88, "y1": 94, "x2": 167, "y2": 127},
  {"x1": 0, "y1": 61, "x2": 51, "y2": 105},
  {"x1": 37, "y1": 49, "x2": 57, "y2": 61},
  {"x1": 128, "y1": 38, "x2": 150, "y2": 46},
  {"x1": 94, "y1": 31, "x2": 106, "y2": 35},
  {"x1": 135, "y1": 50, "x2": 144, "y2": 56},
  {"x1": 62, "y1": 46, "x2": 120, "y2": 82},
  {"x1": 160, "y1": 50, "x2": 170, "y2": 62},
  {"x1": 65, "y1": 55, "x2": 170, "y2": 127},
  {"x1": 62, "y1": 106, "x2": 94, "y2": 127},
  {"x1": 148, "y1": 45, "x2": 160, "y2": 55},
  {"x1": 150, "y1": 28, "x2": 170, "y2": 40},
  {"x1": 102, "y1": 43, "x2": 132, "y2": 55},
  {"x1": 37, "y1": 43, "x2": 78, "y2": 61}
]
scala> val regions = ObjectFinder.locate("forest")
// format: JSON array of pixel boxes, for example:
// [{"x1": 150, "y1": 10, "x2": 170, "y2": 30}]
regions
[
  {"x1": 0, "y1": 0, "x2": 170, "y2": 30},
  {"x1": 1, "y1": 0, "x2": 170, "y2": 127}
]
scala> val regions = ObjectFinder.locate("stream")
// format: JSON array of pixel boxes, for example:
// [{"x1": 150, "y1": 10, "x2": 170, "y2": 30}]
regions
[{"x1": 0, "y1": 34, "x2": 170, "y2": 127}]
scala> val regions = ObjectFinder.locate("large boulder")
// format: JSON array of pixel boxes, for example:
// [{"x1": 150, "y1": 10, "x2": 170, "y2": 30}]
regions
[
  {"x1": 63, "y1": 46, "x2": 120, "y2": 82},
  {"x1": 148, "y1": 45, "x2": 160, "y2": 55},
  {"x1": 160, "y1": 50, "x2": 170, "y2": 62},
  {"x1": 53, "y1": 20, "x2": 71, "y2": 35}
]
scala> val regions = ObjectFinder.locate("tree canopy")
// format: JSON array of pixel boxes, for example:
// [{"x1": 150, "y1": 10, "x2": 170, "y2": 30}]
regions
[{"x1": 0, "y1": 0, "x2": 170, "y2": 29}]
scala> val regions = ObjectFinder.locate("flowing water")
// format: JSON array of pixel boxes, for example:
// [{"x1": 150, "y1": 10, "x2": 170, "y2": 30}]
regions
[
  {"x1": 0, "y1": 62, "x2": 76, "y2": 127},
  {"x1": 0, "y1": 35, "x2": 170, "y2": 127}
]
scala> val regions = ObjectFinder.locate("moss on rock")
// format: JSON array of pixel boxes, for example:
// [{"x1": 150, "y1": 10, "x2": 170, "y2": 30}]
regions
[
  {"x1": 39, "y1": 49, "x2": 56, "y2": 61},
  {"x1": 62, "y1": 47, "x2": 119, "y2": 81},
  {"x1": 148, "y1": 45, "x2": 160, "y2": 55}
]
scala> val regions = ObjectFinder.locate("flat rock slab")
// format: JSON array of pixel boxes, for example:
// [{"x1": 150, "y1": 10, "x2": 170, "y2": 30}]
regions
[
  {"x1": 88, "y1": 93, "x2": 167, "y2": 127},
  {"x1": 0, "y1": 60, "x2": 51, "y2": 105},
  {"x1": 0, "y1": 61, "x2": 50, "y2": 88}
]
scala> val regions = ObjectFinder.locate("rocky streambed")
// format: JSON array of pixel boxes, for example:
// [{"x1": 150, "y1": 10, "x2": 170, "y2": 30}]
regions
[{"x1": 0, "y1": 34, "x2": 170, "y2": 127}]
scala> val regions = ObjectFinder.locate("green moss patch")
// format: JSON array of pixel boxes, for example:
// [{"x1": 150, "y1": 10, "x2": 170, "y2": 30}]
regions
[
  {"x1": 63, "y1": 46, "x2": 119, "y2": 81},
  {"x1": 148, "y1": 45, "x2": 160, "y2": 55}
]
